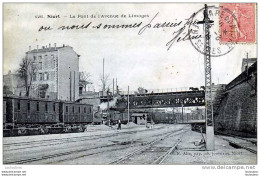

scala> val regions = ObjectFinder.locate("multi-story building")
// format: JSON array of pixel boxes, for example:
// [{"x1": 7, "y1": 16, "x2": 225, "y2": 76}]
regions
[
  {"x1": 25, "y1": 44, "x2": 80, "y2": 101},
  {"x1": 241, "y1": 58, "x2": 257, "y2": 72}
]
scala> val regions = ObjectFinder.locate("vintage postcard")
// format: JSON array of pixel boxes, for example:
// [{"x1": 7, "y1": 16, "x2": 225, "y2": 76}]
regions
[{"x1": 1, "y1": 2, "x2": 258, "y2": 175}]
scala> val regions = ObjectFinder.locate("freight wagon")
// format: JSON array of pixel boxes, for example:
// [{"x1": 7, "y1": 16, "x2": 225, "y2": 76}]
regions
[
  {"x1": 3, "y1": 96, "x2": 94, "y2": 136},
  {"x1": 94, "y1": 110, "x2": 130, "y2": 125}
]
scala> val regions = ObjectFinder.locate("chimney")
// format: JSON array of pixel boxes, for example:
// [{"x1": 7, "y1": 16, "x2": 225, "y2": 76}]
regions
[
  {"x1": 49, "y1": 43, "x2": 51, "y2": 50},
  {"x1": 37, "y1": 45, "x2": 39, "y2": 51},
  {"x1": 54, "y1": 43, "x2": 56, "y2": 49},
  {"x1": 29, "y1": 46, "x2": 31, "y2": 51}
]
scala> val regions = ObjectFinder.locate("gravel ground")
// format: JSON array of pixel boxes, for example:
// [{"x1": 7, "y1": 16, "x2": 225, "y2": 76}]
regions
[
  {"x1": 161, "y1": 130, "x2": 257, "y2": 165},
  {"x1": 3, "y1": 124, "x2": 256, "y2": 165}
]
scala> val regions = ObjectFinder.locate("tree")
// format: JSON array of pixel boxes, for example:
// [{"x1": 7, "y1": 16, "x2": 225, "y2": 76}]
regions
[
  {"x1": 79, "y1": 72, "x2": 92, "y2": 92},
  {"x1": 99, "y1": 74, "x2": 111, "y2": 92},
  {"x1": 134, "y1": 87, "x2": 148, "y2": 94},
  {"x1": 3, "y1": 85, "x2": 13, "y2": 95},
  {"x1": 17, "y1": 56, "x2": 38, "y2": 97}
]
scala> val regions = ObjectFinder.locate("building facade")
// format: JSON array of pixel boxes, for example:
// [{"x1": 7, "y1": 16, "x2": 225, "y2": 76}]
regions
[
  {"x1": 25, "y1": 44, "x2": 80, "y2": 101},
  {"x1": 241, "y1": 58, "x2": 257, "y2": 72},
  {"x1": 3, "y1": 71, "x2": 24, "y2": 95}
]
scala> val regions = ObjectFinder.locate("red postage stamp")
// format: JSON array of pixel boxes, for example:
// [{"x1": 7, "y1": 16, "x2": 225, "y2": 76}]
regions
[{"x1": 219, "y1": 3, "x2": 256, "y2": 43}]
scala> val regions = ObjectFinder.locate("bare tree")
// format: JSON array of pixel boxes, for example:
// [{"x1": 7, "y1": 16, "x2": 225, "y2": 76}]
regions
[
  {"x1": 79, "y1": 72, "x2": 92, "y2": 91},
  {"x1": 134, "y1": 87, "x2": 148, "y2": 94},
  {"x1": 17, "y1": 56, "x2": 38, "y2": 96},
  {"x1": 99, "y1": 74, "x2": 112, "y2": 92}
]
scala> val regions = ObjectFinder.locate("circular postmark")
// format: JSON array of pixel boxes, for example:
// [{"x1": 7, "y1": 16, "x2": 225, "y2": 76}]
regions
[{"x1": 188, "y1": 5, "x2": 235, "y2": 57}]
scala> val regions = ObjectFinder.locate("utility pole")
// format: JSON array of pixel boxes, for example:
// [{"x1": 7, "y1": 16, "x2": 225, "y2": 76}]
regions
[
  {"x1": 103, "y1": 58, "x2": 105, "y2": 93},
  {"x1": 107, "y1": 89, "x2": 110, "y2": 126},
  {"x1": 181, "y1": 103, "x2": 184, "y2": 123},
  {"x1": 116, "y1": 78, "x2": 118, "y2": 95},
  {"x1": 198, "y1": 4, "x2": 215, "y2": 151},
  {"x1": 113, "y1": 78, "x2": 114, "y2": 96},
  {"x1": 246, "y1": 52, "x2": 249, "y2": 76},
  {"x1": 127, "y1": 86, "x2": 130, "y2": 124}
]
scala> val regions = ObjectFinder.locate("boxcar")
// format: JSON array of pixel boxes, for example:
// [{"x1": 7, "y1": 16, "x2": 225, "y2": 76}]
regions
[
  {"x1": 62, "y1": 102, "x2": 93, "y2": 124},
  {"x1": 108, "y1": 111, "x2": 130, "y2": 124},
  {"x1": 3, "y1": 96, "x2": 94, "y2": 129},
  {"x1": 4, "y1": 96, "x2": 60, "y2": 128}
]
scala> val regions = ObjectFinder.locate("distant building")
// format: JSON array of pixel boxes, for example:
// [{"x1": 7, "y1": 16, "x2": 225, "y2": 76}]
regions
[
  {"x1": 241, "y1": 58, "x2": 257, "y2": 72},
  {"x1": 24, "y1": 44, "x2": 80, "y2": 101},
  {"x1": 132, "y1": 113, "x2": 147, "y2": 125},
  {"x1": 3, "y1": 71, "x2": 24, "y2": 95},
  {"x1": 78, "y1": 91, "x2": 100, "y2": 111}
]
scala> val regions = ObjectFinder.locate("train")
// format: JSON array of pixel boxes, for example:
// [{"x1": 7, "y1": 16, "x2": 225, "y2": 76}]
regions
[
  {"x1": 94, "y1": 110, "x2": 130, "y2": 125},
  {"x1": 3, "y1": 96, "x2": 183, "y2": 137},
  {"x1": 3, "y1": 96, "x2": 96, "y2": 136},
  {"x1": 152, "y1": 112, "x2": 176, "y2": 124}
]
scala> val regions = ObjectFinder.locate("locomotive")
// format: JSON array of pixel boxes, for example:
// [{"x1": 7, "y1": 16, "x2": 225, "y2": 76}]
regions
[{"x1": 3, "y1": 96, "x2": 95, "y2": 136}]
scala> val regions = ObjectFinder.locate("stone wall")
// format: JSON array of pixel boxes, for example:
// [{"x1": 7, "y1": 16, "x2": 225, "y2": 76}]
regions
[{"x1": 214, "y1": 62, "x2": 257, "y2": 135}]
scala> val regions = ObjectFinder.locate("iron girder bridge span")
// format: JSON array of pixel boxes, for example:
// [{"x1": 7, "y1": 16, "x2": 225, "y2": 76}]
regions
[{"x1": 103, "y1": 90, "x2": 205, "y2": 109}]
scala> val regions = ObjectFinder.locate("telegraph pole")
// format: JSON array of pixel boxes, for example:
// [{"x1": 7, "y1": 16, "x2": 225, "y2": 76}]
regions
[
  {"x1": 127, "y1": 86, "x2": 130, "y2": 124},
  {"x1": 103, "y1": 58, "x2": 105, "y2": 93},
  {"x1": 113, "y1": 78, "x2": 114, "y2": 96},
  {"x1": 181, "y1": 103, "x2": 184, "y2": 123},
  {"x1": 198, "y1": 4, "x2": 215, "y2": 151}
]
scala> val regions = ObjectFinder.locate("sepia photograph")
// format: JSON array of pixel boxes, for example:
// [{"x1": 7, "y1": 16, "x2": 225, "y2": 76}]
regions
[{"x1": 1, "y1": 2, "x2": 258, "y2": 173}]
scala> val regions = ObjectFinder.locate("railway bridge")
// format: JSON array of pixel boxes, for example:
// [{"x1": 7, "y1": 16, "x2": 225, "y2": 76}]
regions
[{"x1": 100, "y1": 89, "x2": 205, "y2": 109}]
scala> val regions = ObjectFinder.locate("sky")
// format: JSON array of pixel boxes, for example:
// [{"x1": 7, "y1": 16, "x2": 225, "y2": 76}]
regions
[{"x1": 3, "y1": 3, "x2": 257, "y2": 92}]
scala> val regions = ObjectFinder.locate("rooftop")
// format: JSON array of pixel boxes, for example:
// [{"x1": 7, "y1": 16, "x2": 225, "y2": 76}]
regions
[
  {"x1": 26, "y1": 46, "x2": 66, "y2": 54},
  {"x1": 242, "y1": 58, "x2": 257, "y2": 62}
]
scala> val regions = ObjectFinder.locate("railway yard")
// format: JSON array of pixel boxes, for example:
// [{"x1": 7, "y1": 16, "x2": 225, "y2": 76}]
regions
[{"x1": 3, "y1": 124, "x2": 257, "y2": 165}]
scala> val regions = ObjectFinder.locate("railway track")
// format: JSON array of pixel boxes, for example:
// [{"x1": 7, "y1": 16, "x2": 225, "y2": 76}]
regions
[
  {"x1": 108, "y1": 127, "x2": 188, "y2": 164},
  {"x1": 4, "y1": 126, "x2": 186, "y2": 164},
  {"x1": 216, "y1": 135, "x2": 257, "y2": 154},
  {"x1": 151, "y1": 130, "x2": 187, "y2": 164},
  {"x1": 4, "y1": 126, "x2": 166, "y2": 151},
  {"x1": 215, "y1": 131, "x2": 257, "y2": 145},
  {"x1": 4, "y1": 143, "x2": 119, "y2": 164}
]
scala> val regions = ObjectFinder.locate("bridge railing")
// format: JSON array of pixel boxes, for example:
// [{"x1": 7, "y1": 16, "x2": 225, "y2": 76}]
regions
[{"x1": 119, "y1": 87, "x2": 201, "y2": 95}]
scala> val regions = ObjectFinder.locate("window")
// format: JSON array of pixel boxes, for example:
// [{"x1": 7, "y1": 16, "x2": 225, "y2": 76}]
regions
[
  {"x1": 45, "y1": 103, "x2": 48, "y2": 112},
  {"x1": 32, "y1": 73, "x2": 36, "y2": 81},
  {"x1": 27, "y1": 101, "x2": 30, "y2": 111},
  {"x1": 53, "y1": 103, "x2": 56, "y2": 112},
  {"x1": 78, "y1": 107, "x2": 80, "y2": 113},
  {"x1": 32, "y1": 62, "x2": 37, "y2": 70},
  {"x1": 52, "y1": 59, "x2": 55, "y2": 69},
  {"x1": 33, "y1": 56, "x2": 36, "y2": 61},
  {"x1": 47, "y1": 58, "x2": 51, "y2": 69},
  {"x1": 17, "y1": 100, "x2": 20, "y2": 111},
  {"x1": 39, "y1": 62, "x2": 42, "y2": 70},
  {"x1": 39, "y1": 73, "x2": 43, "y2": 81},
  {"x1": 44, "y1": 72, "x2": 49, "y2": 80},
  {"x1": 37, "y1": 102, "x2": 39, "y2": 111},
  {"x1": 39, "y1": 91, "x2": 45, "y2": 98},
  {"x1": 84, "y1": 107, "x2": 86, "y2": 113},
  {"x1": 72, "y1": 106, "x2": 75, "y2": 113},
  {"x1": 66, "y1": 106, "x2": 68, "y2": 113}
]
